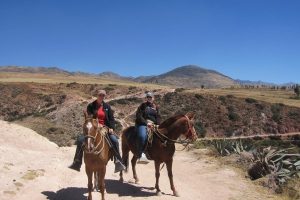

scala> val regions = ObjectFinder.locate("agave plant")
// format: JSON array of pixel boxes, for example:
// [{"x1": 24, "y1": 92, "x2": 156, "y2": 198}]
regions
[
  {"x1": 248, "y1": 147, "x2": 300, "y2": 185},
  {"x1": 211, "y1": 139, "x2": 251, "y2": 156}
]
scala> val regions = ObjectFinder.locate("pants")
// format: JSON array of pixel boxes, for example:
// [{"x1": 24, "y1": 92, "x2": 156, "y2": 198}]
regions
[
  {"x1": 108, "y1": 134, "x2": 122, "y2": 161},
  {"x1": 136, "y1": 125, "x2": 148, "y2": 157},
  {"x1": 74, "y1": 133, "x2": 122, "y2": 164}
]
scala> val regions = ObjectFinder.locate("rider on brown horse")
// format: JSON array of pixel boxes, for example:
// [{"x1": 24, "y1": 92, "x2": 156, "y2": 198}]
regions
[
  {"x1": 135, "y1": 91, "x2": 161, "y2": 163},
  {"x1": 69, "y1": 89, "x2": 126, "y2": 172}
]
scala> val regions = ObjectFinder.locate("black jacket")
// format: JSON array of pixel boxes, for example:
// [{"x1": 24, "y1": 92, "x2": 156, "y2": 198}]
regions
[
  {"x1": 87, "y1": 100, "x2": 115, "y2": 130},
  {"x1": 135, "y1": 102, "x2": 161, "y2": 126}
]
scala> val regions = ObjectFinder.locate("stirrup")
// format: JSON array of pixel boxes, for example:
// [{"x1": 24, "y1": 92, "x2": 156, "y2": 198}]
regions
[
  {"x1": 114, "y1": 160, "x2": 126, "y2": 173},
  {"x1": 137, "y1": 153, "x2": 149, "y2": 164}
]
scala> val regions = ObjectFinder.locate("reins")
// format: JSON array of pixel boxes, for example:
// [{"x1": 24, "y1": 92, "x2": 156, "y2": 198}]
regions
[
  {"x1": 152, "y1": 114, "x2": 194, "y2": 149},
  {"x1": 84, "y1": 121, "x2": 108, "y2": 156}
]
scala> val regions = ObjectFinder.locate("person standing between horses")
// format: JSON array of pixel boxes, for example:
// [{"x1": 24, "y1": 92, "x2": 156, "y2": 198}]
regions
[
  {"x1": 135, "y1": 91, "x2": 161, "y2": 164},
  {"x1": 69, "y1": 89, "x2": 126, "y2": 172}
]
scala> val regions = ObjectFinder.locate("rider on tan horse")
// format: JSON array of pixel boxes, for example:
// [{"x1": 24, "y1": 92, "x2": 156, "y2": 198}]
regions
[{"x1": 69, "y1": 89, "x2": 125, "y2": 173}]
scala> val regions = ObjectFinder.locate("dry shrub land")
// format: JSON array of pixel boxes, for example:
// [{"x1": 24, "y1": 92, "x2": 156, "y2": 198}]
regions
[
  {"x1": 1, "y1": 82, "x2": 300, "y2": 146},
  {"x1": 1, "y1": 81, "x2": 300, "y2": 199}
]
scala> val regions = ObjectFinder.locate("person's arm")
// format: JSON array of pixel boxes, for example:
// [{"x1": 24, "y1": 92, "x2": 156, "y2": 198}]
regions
[
  {"x1": 106, "y1": 105, "x2": 116, "y2": 130},
  {"x1": 86, "y1": 103, "x2": 93, "y2": 116},
  {"x1": 136, "y1": 104, "x2": 147, "y2": 126},
  {"x1": 156, "y1": 105, "x2": 162, "y2": 125}
]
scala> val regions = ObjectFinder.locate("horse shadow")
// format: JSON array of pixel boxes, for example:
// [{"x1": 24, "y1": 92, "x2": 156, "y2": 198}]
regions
[
  {"x1": 105, "y1": 179, "x2": 156, "y2": 197},
  {"x1": 42, "y1": 179, "x2": 156, "y2": 199},
  {"x1": 41, "y1": 187, "x2": 87, "y2": 200}
]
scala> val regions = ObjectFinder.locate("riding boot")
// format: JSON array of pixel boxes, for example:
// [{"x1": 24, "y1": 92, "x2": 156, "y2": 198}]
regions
[
  {"x1": 112, "y1": 144, "x2": 126, "y2": 173},
  {"x1": 68, "y1": 135, "x2": 84, "y2": 172},
  {"x1": 108, "y1": 134, "x2": 126, "y2": 173}
]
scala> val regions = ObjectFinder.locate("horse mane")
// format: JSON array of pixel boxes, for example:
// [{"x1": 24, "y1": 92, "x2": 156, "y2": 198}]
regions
[{"x1": 159, "y1": 114, "x2": 184, "y2": 129}]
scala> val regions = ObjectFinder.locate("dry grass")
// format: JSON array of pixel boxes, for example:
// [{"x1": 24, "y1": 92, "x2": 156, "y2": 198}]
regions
[
  {"x1": 0, "y1": 72, "x2": 169, "y2": 89},
  {"x1": 189, "y1": 88, "x2": 300, "y2": 108}
]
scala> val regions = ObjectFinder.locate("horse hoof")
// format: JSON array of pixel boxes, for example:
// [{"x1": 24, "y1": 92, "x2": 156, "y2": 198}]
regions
[
  {"x1": 173, "y1": 191, "x2": 180, "y2": 197},
  {"x1": 119, "y1": 177, "x2": 124, "y2": 182},
  {"x1": 156, "y1": 191, "x2": 162, "y2": 196}
]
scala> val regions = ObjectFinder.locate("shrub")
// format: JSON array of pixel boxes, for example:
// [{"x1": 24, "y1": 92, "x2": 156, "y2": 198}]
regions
[
  {"x1": 175, "y1": 88, "x2": 185, "y2": 92},
  {"x1": 228, "y1": 112, "x2": 239, "y2": 121},
  {"x1": 194, "y1": 121, "x2": 206, "y2": 138},
  {"x1": 218, "y1": 96, "x2": 226, "y2": 104},
  {"x1": 271, "y1": 104, "x2": 283, "y2": 123},
  {"x1": 104, "y1": 86, "x2": 114, "y2": 92},
  {"x1": 194, "y1": 94, "x2": 204, "y2": 100},
  {"x1": 245, "y1": 98, "x2": 257, "y2": 104},
  {"x1": 128, "y1": 86, "x2": 137, "y2": 90}
]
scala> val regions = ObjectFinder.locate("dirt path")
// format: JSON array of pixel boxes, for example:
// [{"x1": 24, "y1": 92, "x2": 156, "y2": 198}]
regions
[{"x1": 0, "y1": 120, "x2": 280, "y2": 200}]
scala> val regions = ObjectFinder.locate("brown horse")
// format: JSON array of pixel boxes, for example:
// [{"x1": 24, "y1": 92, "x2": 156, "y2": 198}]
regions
[
  {"x1": 83, "y1": 113, "x2": 112, "y2": 200},
  {"x1": 120, "y1": 112, "x2": 198, "y2": 197}
]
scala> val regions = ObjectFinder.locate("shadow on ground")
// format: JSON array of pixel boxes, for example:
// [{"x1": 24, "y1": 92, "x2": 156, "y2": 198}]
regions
[
  {"x1": 42, "y1": 187, "x2": 87, "y2": 200},
  {"x1": 42, "y1": 179, "x2": 156, "y2": 199},
  {"x1": 105, "y1": 179, "x2": 156, "y2": 197}
]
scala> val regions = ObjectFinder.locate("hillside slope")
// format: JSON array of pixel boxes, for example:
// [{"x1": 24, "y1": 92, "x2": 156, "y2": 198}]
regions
[{"x1": 138, "y1": 65, "x2": 237, "y2": 88}]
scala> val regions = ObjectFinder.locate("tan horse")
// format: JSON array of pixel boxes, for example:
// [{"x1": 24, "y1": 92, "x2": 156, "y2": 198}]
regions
[
  {"x1": 120, "y1": 112, "x2": 198, "y2": 197},
  {"x1": 83, "y1": 112, "x2": 112, "y2": 200}
]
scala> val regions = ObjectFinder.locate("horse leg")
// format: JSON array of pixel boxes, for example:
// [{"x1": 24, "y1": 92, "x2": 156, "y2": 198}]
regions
[
  {"x1": 166, "y1": 159, "x2": 179, "y2": 197},
  {"x1": 86, "y1": 168, "x2": 93, "y2": 200},
  {"x1": 131, "y1": 155, "x2": 139, "y2": 184},
  {"x1": 94, "y1": 171, "x2": 99, "y2": 191},
  {"x1": 154, "y1": 160, "x2": 162, "y2": 195},
  {"x1": 98, "y1": 167, "x2": 106, "y2": 200},
  {"x1": 119, "y1": 142, "x2": 129, "y2": 182}
]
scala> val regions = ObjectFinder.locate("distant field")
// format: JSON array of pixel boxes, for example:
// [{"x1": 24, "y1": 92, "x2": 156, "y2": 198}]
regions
[
  {"x1": 0, "y1": 72, "x2": 169, "y2": 89},
  {"x1": 190, "y1": 88, "x2": 300, "y2": 108}
]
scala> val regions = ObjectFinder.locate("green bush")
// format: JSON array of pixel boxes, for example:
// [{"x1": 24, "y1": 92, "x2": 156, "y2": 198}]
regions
[{"x1": 194, "y1": 121, "x2": 206, "y2": 138}]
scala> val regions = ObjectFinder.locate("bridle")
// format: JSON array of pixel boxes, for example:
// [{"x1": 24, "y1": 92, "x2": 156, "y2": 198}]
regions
[
  {"x1": 83, "y1": 118, "x2": 109, "y2": 155},
  {"x1": 153, "y1": 114, "x2": 196, "y2": 145}
]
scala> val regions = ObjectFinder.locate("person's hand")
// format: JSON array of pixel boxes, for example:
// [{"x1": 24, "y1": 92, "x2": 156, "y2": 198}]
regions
[
  {"x1": 147, "y1": 123, "x2": 153, "y2": 128},
  {"x1": 108, "y1": 128, "x2": 114, "y2": 133}
]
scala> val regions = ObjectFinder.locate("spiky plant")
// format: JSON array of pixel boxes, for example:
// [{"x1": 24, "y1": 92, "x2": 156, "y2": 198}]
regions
[
  {"x1": 211, "y1": 139, "x2": 251, "y2": 156},
  {"x1": 248, "y1": 147, "x2": 300, "y2": 185}
]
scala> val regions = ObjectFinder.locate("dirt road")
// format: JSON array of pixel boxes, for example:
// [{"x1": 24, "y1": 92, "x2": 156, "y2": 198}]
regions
[{"x1": 0, "y1": 120, "x2": 280, "y2": 200}]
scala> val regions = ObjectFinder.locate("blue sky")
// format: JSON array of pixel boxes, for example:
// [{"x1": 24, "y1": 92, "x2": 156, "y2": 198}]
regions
[{"x1": 0, "y1": 0, "x2": 299, "y2": 84}]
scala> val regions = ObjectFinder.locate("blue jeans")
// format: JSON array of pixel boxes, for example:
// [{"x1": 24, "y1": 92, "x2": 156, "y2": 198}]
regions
[
  {"x1": 77, "y1": 133, "x2": 121, "y2": 161},
  {"x1": 137, "y1": 125, "x2": 148, "y2": 157}
]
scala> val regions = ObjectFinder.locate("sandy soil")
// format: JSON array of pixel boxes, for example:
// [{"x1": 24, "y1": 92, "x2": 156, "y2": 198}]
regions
[{"x1": 0, "y1": 120, "x2": 280, "y2": 200}]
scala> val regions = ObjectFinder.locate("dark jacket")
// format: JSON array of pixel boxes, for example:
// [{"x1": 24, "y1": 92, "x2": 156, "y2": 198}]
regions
[
  {"x1": 87, "y1": 100, "x2": 115, "y2": 130},
  {"x1": 135, "y1": 101, "x2": 161, "y2": 126}
]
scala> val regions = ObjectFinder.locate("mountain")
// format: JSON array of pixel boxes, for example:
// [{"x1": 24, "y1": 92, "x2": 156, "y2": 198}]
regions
[
  {"x1": 0, "y1": 66, "x2": 72, "y2": 75},
  {"x1": 0, "y1": 65, "x2": 238, "y2": 88},
  {"x1": 136, "y1": 65, "x2": 237, "y2": 88},
  {"x1": 98, "y1": 71, "x2": 131, "y2": 80}
]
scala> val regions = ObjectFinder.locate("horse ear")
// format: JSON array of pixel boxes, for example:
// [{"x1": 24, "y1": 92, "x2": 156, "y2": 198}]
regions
[
  {"x1": 92, "y1": 119, "x2": 98, "y2": 128},
  {"x1": 186, "y1": 112, "x2": 196, "y2": 120},
  {"x1": 83, "y1": 110, "x2": 88, "y2": 120}
]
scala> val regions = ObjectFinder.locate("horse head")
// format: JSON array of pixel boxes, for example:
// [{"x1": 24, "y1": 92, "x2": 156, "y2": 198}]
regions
[
  {"x1": 183, "y1": 112, "x2": 198, "y2": 141},
  {"x1": 83, "y1": 111, "x2": 99, "y2": 153}
]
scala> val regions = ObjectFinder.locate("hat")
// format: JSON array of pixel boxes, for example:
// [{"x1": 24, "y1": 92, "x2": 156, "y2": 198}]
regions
[
  {"x1": 145, "y1": 92, "x2": 153, "y2": 98},
  {"x1": 97, "y1": 89, "x2": 106, "y2": 96}
]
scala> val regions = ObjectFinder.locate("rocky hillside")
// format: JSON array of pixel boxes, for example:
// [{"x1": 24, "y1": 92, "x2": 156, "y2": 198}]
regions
[
  {"x1": 136, "y1": 65, "x2": 237, "y2": 88},
  {"x1": 1, "y1": 82, "x2": 299, "y2": 146}
]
